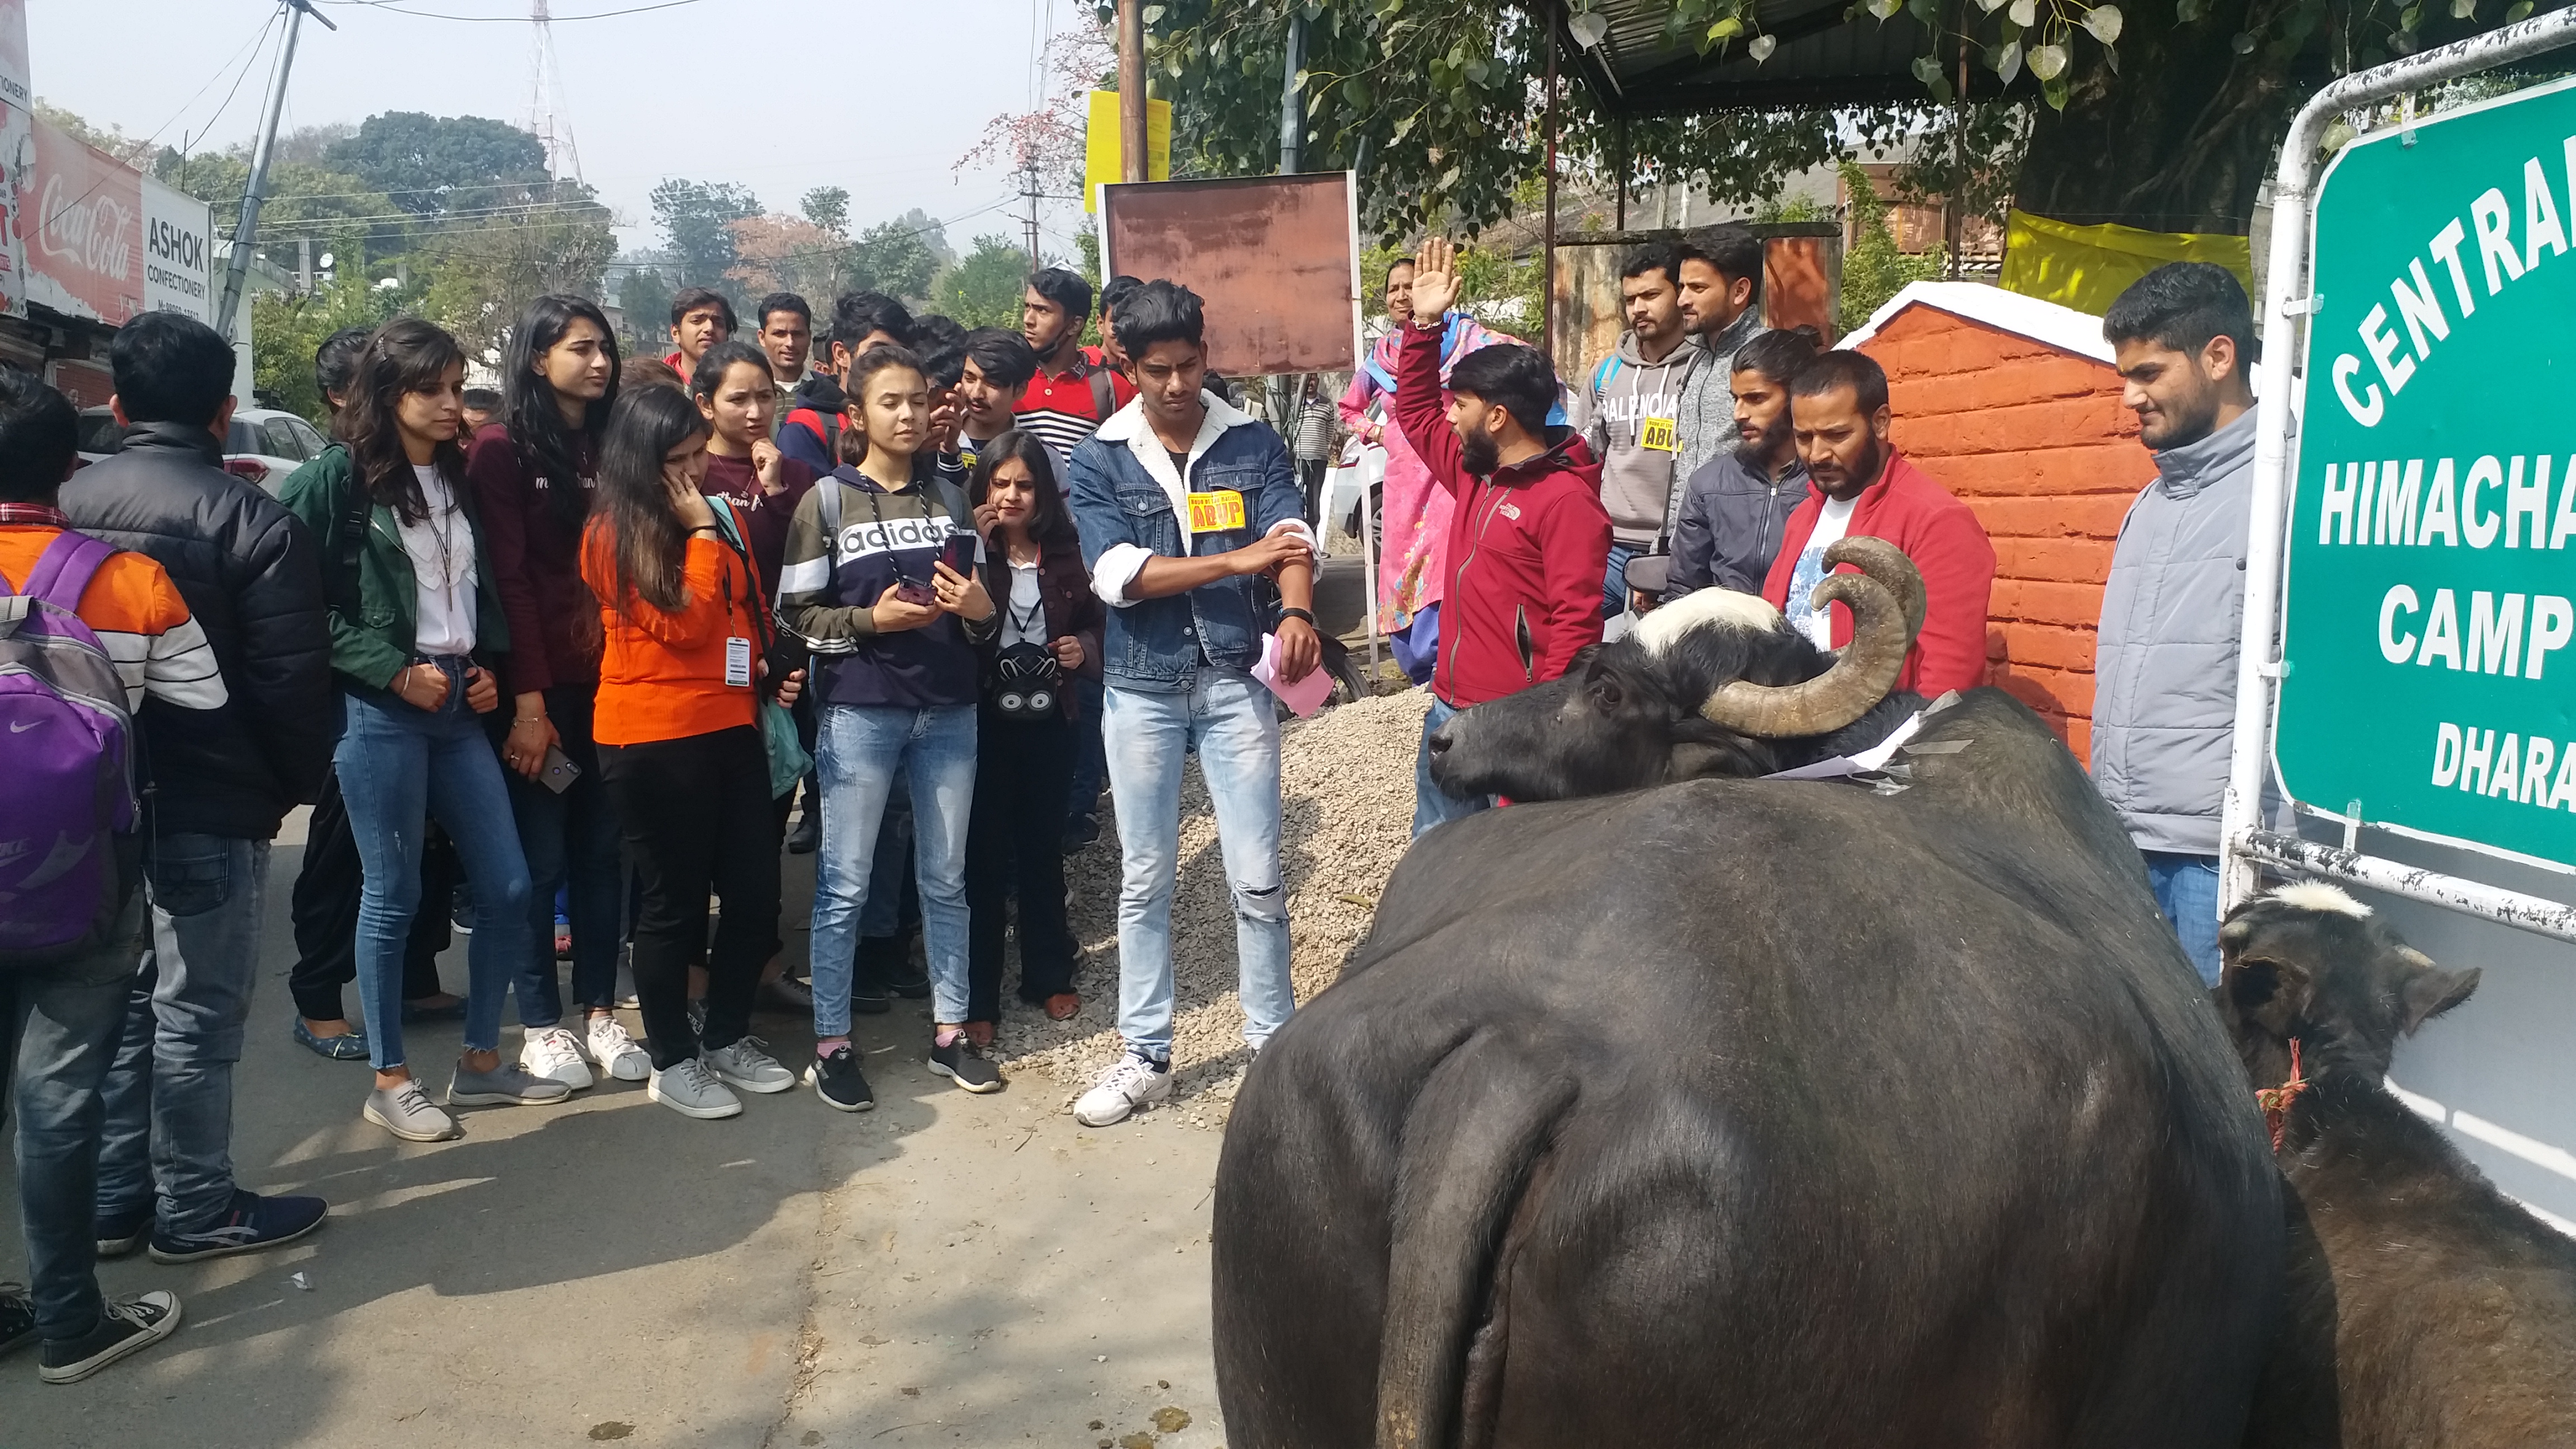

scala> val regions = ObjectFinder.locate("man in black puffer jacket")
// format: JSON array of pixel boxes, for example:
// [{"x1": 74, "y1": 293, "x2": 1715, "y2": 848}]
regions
[{"x1": 61, "y1": 311, "x2": 335, "y2": 1264}]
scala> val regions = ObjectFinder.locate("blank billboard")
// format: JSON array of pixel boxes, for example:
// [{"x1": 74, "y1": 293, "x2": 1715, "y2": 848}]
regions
[{"x1": 1098, "y1": 173, "x2": 1361, "y2": 378}]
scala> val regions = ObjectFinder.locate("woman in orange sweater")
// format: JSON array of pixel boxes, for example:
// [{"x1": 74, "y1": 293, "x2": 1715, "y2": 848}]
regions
[{"x1": 582, "y1": 386, "x2": 804, "y2": 1120}]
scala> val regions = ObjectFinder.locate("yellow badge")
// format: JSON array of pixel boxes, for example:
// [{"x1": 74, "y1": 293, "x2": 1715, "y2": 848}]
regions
[
  {"x1": 1639, "y1": 416, "x2": 1678, "y2": 452},
  {"x1": 1187, "y1": 489, "x2": 1248, "y2": 532}
]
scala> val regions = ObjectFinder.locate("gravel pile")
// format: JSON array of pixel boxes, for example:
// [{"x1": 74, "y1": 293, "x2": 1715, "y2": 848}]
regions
[{"x1": 997, "y1": 688, "x2": 1433, "y2": 1123}]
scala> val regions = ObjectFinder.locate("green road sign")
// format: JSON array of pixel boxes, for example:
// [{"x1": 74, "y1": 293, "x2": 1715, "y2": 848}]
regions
[{"x1": 2278, "y1": 75, "x2": 2576, "y2": 868}]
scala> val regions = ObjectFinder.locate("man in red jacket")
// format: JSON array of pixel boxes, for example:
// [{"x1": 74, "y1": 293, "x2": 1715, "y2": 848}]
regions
[
  {"x1": 1762, "y1": 350, "x2": 1993, "y2": 697},
  {"x1": 1396, "y1": 238, "x2": 1613, "y2": 837}
]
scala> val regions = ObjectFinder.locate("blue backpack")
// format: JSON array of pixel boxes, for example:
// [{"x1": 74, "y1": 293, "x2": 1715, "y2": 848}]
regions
[{"x1": 0, "y1": 530, "x2": 139, "y2": 963}]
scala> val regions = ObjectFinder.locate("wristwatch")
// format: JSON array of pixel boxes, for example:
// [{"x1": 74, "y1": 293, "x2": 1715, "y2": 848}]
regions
[{"x1": 1278, "y1": 607, "x2": 1317, "y2": 628}]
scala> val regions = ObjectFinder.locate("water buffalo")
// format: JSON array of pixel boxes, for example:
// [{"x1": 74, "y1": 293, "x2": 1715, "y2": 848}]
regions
[
  {"x1": 2220, "y1": 884, "x2": 2576, "y2": 1448},
  {"x1": 1426, "y1": 537, "x2": 1930, "y2": 798},
  {"x1": 1213, "y1": 541, "x2": 2283, "y2": 1448}
]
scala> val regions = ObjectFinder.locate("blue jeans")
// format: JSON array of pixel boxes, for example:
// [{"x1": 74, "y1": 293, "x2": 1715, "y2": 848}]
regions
[
  {"x1": 335, "y1": 670, "x2": 533, "y2": 1069},
  {"x1": 2144, "y1": 851, "x2": 2224, "y2": 988},
  {"x1": 6, "y1": 892, "x2": 146, "y2": 1340},
  {"x1": 1603, "y1": 542, "x2": 1641, "y2": 620},
  {"x1": 809, "y1": 704, "x2": 978, "y2": 1034},
  {"x1": 1066, "y1": 674, "x2": 1109, "y2": 831},
  {"x1": 1104, "y1": 671, "x2": 1294, "y2": 1059},
  {"x1": 504, "y1": 685, "x2": 623, "y2": 1027},
  {"x1": 1413, "y1": 695, "x2": 1493, "y2": 839},
  {"x1": 93, "y1": 832, "x2": 270, "y2": 1232},
  {"x1": 860, "y1": 775, "x2": 913, "y2": 941}
]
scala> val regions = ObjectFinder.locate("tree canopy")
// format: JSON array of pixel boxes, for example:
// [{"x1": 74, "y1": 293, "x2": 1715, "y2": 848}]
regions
[{"x1": 1128, "y1": 0, "x2": 2556, "y2": 238}]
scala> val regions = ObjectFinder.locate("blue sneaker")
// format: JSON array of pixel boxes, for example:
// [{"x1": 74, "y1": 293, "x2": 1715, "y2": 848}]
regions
[
  {"x1": 292, "y1": 1017, "x2": 371, "y2": 1060},
  {"x1": 94, "y1": 1201, "x2": 151, "y2": 1259},
  {"x1": 146, "y1": 1190, "x2": 328, "y2": 1265}
]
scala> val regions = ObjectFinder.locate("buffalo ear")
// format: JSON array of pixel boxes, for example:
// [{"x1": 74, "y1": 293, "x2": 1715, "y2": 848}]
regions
[
  {"x1": 2397, "y1": 950, "x2": 2479, "y2": 1035},
  {"x1": 1665, "y1": 717, "x2": 1770, "y2": 783},
  {"x1": 2224, "y1": 953, "x2": 2312, "y2": 1039}
]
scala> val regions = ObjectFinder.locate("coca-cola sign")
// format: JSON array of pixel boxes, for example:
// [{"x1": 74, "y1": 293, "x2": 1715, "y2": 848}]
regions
[{"x1": 19, "y1": 119, "x2": 145, "y2": 324}]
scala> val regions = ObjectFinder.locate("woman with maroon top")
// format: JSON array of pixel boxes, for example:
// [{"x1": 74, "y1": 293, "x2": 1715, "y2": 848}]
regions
[
  {"x1": 691, "y1": 339, "x2": 816, "y2": 599},
  {"x1": 961, "y1": 429, "x2": 1102, "y2": 1044},
  {"x1": 466, "y1": 292, "x2": 650, "y2": 1090}
]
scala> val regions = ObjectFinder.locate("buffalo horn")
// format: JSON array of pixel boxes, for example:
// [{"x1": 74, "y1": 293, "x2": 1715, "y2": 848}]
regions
[{"x1": 1697, "y1": 536, "x2": 1926, "y2": 739}]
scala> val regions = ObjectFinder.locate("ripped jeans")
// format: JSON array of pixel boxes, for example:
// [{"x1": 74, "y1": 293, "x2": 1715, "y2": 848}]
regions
[{"x1": 1103, "y1": 670, "x2": 1293, "y2": 1059}]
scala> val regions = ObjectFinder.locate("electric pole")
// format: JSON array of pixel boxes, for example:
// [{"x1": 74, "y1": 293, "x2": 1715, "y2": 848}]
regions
[
  {"x1": 1117, "y1": 0, "x2": 1147, "y2": 184},
  {"x1": 216, "y1": 0, "x2": 335, "y2": 339},
  {"x1": 1021, "y1": 155, "x2": 1044, "y2": 274},
  {"x1": 1278, "y1": 13, "x2": 1303, "y2": 175}
]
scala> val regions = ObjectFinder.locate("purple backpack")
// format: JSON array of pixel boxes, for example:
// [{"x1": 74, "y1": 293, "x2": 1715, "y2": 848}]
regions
[{"x1": 0, "y1": 530, "x2": 138, "y2": 959}]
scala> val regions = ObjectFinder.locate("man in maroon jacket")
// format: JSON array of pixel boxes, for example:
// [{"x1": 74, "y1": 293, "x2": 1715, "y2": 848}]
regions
[
  {"x1": 1396, "y1": 238, "x2": 1613, "y2": 837},
  {"x1": 1762, "y1": 350, "x2": 1994, "y2": 697}
]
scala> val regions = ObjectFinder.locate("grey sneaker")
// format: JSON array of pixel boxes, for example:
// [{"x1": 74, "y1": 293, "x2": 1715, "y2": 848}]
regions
[
  {"x1": 447, "y1": 1059, "x2": 575, "y2": 1109},
  {"x1": 647, "y1": 1058, "x2": 742, "y2": 1120},
  {"x1": 703, "y1": 1039, "x2": 795, "y2": 1094},
  {"x1": 363, "y1": 1081, "x2": 461, "y2": 1142}
]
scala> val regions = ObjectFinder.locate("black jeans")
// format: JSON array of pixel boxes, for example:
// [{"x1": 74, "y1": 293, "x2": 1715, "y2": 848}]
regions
[
  {"x1": 286, "y1": 767, "x2": 454, "y2": 1022},
  {"x1": 599, "y1": 726, "x2": 779, "y2": 1071},
  {"x1": 965, "y1": 704, "x2": 1079, "y2": 1022}
]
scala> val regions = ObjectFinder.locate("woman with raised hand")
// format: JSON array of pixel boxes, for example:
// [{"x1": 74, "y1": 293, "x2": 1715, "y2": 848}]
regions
[
  {"x1": 466, "y1": 294, "x2": 650, "y2": 1091},
  {"x1": 961, "y1": 429, "x2": 1101, "y2": 1043},
  {"x1": 582, "y1": 386, "x2": 805, "y2": 1119},
  {"x1": 280, "y1": 319, "x2": 570, "y2": 1142}
]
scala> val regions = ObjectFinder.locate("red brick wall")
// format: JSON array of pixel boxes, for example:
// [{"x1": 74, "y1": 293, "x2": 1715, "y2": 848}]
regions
[{"x1": 1854, "y1": 305, "x2": 2155, "y2": 761}]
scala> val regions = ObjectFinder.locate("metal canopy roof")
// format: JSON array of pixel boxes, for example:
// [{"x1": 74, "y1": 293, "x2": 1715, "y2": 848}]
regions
[{"x1": 1560, "y1": 0, "x2": 2011, "y2": 113}]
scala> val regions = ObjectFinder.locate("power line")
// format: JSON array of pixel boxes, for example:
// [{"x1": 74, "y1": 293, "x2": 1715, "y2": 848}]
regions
[{"x1": 314, "y1": 0, "x2": 705, "y2": 18}]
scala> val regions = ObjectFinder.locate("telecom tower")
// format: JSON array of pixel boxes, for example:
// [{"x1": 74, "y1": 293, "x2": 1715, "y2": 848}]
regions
[{"x1": 527, "y1": 0, "x2": 583, "y2": 181}]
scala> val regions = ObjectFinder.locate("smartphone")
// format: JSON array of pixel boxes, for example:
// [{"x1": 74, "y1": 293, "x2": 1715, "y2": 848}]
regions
[
  {"x1": 538, "y1": 744, "x2": 581, "y2": 795},
  {"x1": 895, "y1": 577, "x2": 939, "y2": 608},
  {"x1": 939, "y1": 532, "x2": 979, "y2": 578}
]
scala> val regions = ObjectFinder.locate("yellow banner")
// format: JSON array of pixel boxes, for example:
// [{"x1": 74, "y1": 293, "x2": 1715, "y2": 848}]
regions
[
  {"x1": 1085, "y1": 90, "x2": 1173, "y2": 212},
  {"x1": 1998, "y1": 210, "x2": 2256, "y2": 318}
]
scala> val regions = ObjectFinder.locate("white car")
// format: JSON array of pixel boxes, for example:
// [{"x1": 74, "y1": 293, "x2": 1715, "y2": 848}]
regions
[
  {"x1": 1327, "y1": 441, "x2": 1387, "y2": 558},
  {"x1": 219, "y1": 408, "x2": 332, "y2": 492},
  {"x1": 76, "y1": 405, "x2": 329, "y2": 494}
]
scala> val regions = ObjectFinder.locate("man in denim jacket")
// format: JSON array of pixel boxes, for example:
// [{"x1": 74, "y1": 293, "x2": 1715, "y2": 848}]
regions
[{"x1": 1063, "y1": 281, "x2": 1321, "y2": 1128}]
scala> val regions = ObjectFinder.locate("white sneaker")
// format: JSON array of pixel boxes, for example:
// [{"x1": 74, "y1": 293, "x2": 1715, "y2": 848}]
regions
[
  {"x1": 647, "y1": 1058, "x2": 741, "y2": 1120},
  {"x1": 703, "y1": 1038, "x2": 795, "y2": 1094},
  {"x1": 1073, "y1": 1051, "x2": 1172, "y2": 1128},
  {"x1": 583, "y1": 1015, "x2": 651, "y2": 1082},
  {"x1": 519, "y1": 1026, "x2": 594, "y2": 1091}
]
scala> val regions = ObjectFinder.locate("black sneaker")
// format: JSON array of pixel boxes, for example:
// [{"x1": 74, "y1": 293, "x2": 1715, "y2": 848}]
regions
[
  {"x1": 850, "y1": 975, "x2": 892, "y2": 1015},
  {"x1": 38, "y1": 1292, "x2": 182, "y2": 1385},
  {"x1": 785, "y1": 808, "x2": 820, "y2": 855},
  {"x1": 148, "y1": 1190, "x2": 328, "y2": 1265},
  {"x1": 94, "y1": 1201, "x2": 150, "y2": 1259},
  {"x1": 806, "y1": 1045, "x2": 875, "y2": 1112},
  {"x1": 1, "y1": 1282, "x2": 35, "y2": 1360},
  {"x1": 1061, "y1": 813, "x2": 1101, "y2": 854},
  {"x1": 929, "y1": 1035, "x2": 1004, "y2": 1094},
  {"x1": 858, "y1": 934, "x2": 931, "y2": 999}
]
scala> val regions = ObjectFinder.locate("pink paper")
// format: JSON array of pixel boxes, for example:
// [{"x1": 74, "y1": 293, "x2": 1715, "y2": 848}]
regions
[{"x1": 1254, "y1": 632, "x2": 1335, "y2": 718}]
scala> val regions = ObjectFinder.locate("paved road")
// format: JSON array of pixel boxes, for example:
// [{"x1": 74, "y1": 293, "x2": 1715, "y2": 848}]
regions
[{"x1": 1, "y1": 823, "x2": 1231, "y2": 1449}]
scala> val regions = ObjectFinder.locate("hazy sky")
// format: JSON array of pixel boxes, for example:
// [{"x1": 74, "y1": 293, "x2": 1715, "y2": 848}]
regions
[{"x1": 26, "y1": 0, "x2": 1091, "y2": 258}]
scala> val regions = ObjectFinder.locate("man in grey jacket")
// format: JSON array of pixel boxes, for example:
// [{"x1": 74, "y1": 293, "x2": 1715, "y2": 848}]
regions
[
  {"x1": 1670, "y1": 224, "x2": 1769, "y2": 495},
  {"x1": 1661, "y1": 325, "x2": 1822, "y2": 599},
  {"x1": 2091, "y1": 263, "x2": 2259, "y2": 987},
  {"x1": 1578, "y1": 242, "x2": 1701, "y2": 618}
]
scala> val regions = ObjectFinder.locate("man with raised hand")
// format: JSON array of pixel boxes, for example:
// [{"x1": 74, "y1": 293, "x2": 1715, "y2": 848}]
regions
[{"x1": 1395, "y1": 236, "x2": 1611, "y2": 838}]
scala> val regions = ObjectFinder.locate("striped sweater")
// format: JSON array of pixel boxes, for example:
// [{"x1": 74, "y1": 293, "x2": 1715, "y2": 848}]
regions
[
  {"x1": 0, "y1": 524, "x2": 227, "y2": 714},
  {"x1": 775, "y1": 465, "x2": 995, "y2": 709}
]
